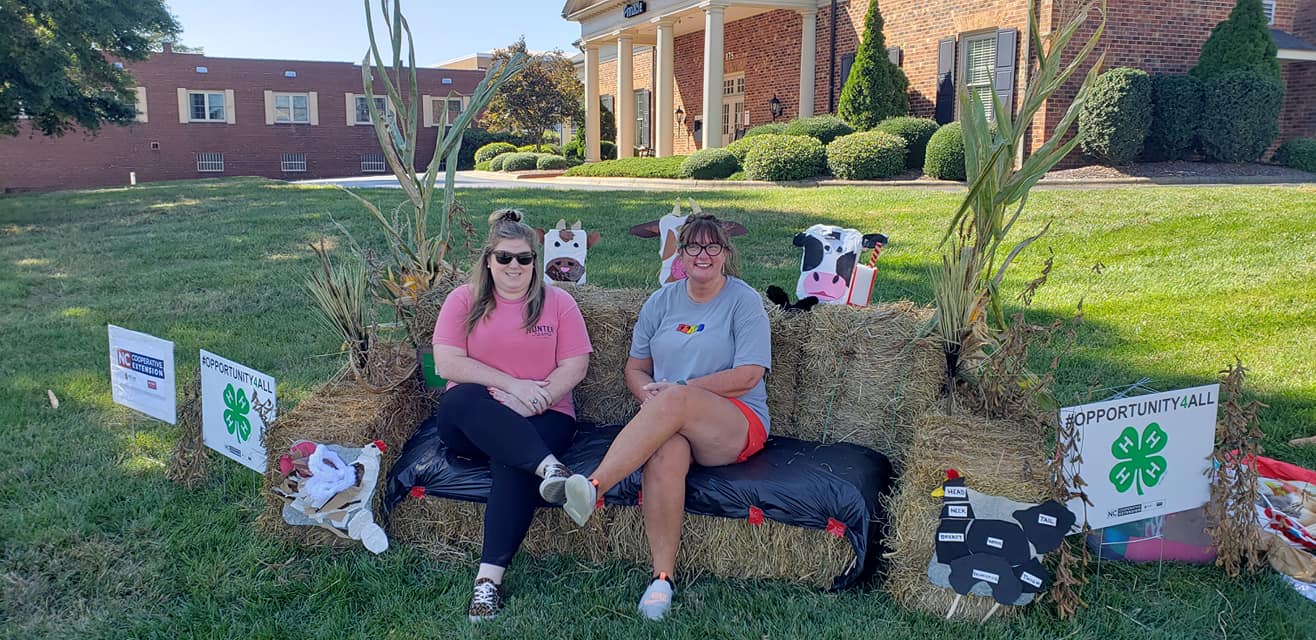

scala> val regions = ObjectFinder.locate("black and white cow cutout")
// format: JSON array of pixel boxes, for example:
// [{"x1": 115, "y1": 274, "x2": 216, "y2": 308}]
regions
[
  {"x1": 535, "y1": 219, "x2": 600, "y2": 285},
  {"x1": 792, "y1": 224, "x2": 887, "y2": 305},
  {"x1": 629, "y1": 199, "x2": 747, "y2": 286}
]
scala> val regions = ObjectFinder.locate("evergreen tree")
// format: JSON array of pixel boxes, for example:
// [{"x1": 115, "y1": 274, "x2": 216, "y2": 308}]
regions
[
  {"x1": 837, "y1": 0, "x2": 909, "y2": 129},
  {"x1": 1191, "y1": 0, "x2": 1281, "y2": 82}
]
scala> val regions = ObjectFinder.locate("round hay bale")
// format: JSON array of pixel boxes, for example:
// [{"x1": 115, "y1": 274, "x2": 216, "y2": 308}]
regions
[{"x1": 883, "y1": 412, "x2": 1048, "y2": 620}]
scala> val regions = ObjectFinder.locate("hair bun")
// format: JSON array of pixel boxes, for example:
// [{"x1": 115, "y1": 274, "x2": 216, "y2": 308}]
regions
[{"x1": 488, "y1": 208, "x2": 523, "y2": 226}]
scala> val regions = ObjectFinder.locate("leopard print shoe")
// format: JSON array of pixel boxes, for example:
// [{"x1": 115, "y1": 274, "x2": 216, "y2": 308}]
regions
[{"x1": 467, "y1": 577, "x2": 504, "y2": 623}]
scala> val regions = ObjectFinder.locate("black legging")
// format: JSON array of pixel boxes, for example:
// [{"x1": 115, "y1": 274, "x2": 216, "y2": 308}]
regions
[{"x1": 435, "y1": 383, "x2": 578, "y2": 568}]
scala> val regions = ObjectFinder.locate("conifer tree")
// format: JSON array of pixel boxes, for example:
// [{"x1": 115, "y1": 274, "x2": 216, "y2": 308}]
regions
[
  {"x1": 837, "y1": 0, "x2": 909, "y2": 129},
  {"x1": 1191, "y1": 0, "x2": 1281, "y2": 82}
]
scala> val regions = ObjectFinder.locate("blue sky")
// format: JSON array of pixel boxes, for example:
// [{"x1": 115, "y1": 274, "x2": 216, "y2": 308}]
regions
[{"x1": 165, "y1": 0, "x2": 581, "y2": 65}]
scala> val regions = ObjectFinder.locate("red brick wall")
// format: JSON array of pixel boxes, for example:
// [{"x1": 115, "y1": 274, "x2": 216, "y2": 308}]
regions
[
  {"x1": 0, "y1": 50, "x2": 485, "y2": 192},
  {"x1": 1280, "y1": 60, "x2": 1316, "y2": 144}
]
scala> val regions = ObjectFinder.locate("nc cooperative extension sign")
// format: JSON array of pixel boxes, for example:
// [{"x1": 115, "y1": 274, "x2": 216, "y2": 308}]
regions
[
  {"x1": 1062, "y1": 384, "x2": 1218, "y2": 530},
  {"x1": 108, "y1": 325, "x2": 176, "y2": 424}
]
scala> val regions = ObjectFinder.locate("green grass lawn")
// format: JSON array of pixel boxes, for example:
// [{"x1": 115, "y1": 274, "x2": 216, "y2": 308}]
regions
[{"x1": 1, "y1": 178, "x2": 1314, "y2": 639}]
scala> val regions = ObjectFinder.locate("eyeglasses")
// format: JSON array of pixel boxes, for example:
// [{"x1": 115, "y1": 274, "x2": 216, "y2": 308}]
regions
[
  {"x1": 492, "y1": 250, "x2": 536, "y2": 265},
  {"x1": 680, "y1": 243, "x2": 724, "y2": 257}
]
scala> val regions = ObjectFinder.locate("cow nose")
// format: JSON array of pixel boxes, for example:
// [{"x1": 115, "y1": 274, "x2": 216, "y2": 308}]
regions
[
  {"x1": 832, "y1": 275, "x2": 841, "y2": 284},
  {"x1": 812, "y1": 272, "x2": 819, "y2": 281}
]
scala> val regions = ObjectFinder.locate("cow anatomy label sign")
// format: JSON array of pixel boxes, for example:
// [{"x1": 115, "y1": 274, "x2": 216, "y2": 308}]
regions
[
  {"x1": 108, "y1": 325, "x2": 176, "y2": 424},
  {"x1": 1062, "y1": 384, "x2": 1218, "y2": 530},
  {"x1": 200, "y1": 350, "x2": 275, "y2": 473}
]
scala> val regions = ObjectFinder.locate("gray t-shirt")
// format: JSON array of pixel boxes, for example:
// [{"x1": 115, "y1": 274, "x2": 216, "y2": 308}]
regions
[{"x1": 629, "y1": 276, "x2": 772, "y2": 432}]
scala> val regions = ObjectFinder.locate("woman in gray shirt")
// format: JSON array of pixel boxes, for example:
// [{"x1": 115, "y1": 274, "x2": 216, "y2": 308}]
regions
[{"x1": 550, "y1": 214, "x2": 772, "y2": 620}]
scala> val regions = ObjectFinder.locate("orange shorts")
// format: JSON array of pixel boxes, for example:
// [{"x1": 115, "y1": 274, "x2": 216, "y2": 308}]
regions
[{"x1": 728, "y1": 397, "x2": 767, "y2": 463}]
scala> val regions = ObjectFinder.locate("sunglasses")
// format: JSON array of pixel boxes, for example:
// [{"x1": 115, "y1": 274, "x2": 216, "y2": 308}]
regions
[
  {"x1": 492, "y1": 250, "x2": 536, "y2": 266},
  {"x1": 680, "y1": 243, "x2": 724, "y2": 257}
]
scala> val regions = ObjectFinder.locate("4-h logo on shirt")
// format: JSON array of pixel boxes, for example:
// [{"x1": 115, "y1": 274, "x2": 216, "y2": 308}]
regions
[
  {"x1": 1109, "y1": 422, "x2": 1168, "y2": 496},
  {"x1": 675, "y1": 323, "x2": 705, "y2": 335}
]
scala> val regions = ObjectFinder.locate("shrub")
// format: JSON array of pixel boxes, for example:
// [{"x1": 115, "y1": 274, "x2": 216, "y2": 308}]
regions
[
  {"x1": 1143, "y1": 74, "x2": 1204, "y2": 161},
  {"x1": 744, "y1": 123, "x2": 786, "y2": 137},
  {"x1": 1192, "y1": 0, "x2": 1281, "y2": 83},
  {"x1": 561, "y1": 156, "x2": 687, "y2": 178},
  {"x1": 742, "y1": 134, "x2": 826, "y2": 181},
  {"x1": 501, "y1": 152, "x2": 538, "y2": 171},
  {"x1": 599, "y1": 140, "x2": 617, "y2": 160},
  {"x1": 535, "y1": 154, "x2": 567, "y2": 170},
  {"x1": 782, "y1": 115, "x2": 854, "y2": 145},
  {"x1": 474, "y1": 141, "x2": 518, "y2": 164},
  {"x1": 837, "y1": 0, "x2": 910, "y2": 129},
  {"x1": 826, "y1": 131, "x2": 907, "y2": 180},
  {"x1": 1079, "y1": 67, "x2": 1153, "y2": 165},
  {"x1": 474, "y1": 160, "x2": 492, "y2": 171},
  {"x1": 726, "y1": 135, "x2": 775, "y2": 162},
  {"x1": 563, "y1": 139, "x2": 582, "y2": 160},
  {"x1": 517, "y1": 143, "x2": 561, "y2": 154},
  {"x1": 489, "y1": 153, "x2": 510, "y2": 171},
  {"x1": 923, "y1": 122, "x2": 966, "y2": 181},
  {"x1": 874, "y1": 116, "x2": 939, "y2": 169},
  {"x1": 1198, "y1": 70, "x2": 1284, "y2": 162},
  {"x1": 459, "y1": 129, "x2": 523, "y2": 169},
  {"x1": 680, "y1": 148, "x2": 740, "y2": 179},
  {"x1": 1273, "y1": 138, "x2": 1316, "y2": 172}
]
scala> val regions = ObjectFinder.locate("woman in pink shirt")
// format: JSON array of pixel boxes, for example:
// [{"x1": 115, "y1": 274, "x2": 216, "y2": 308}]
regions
[{"x1": 431, "y1": 209, "x2": 593, "y2": 623}]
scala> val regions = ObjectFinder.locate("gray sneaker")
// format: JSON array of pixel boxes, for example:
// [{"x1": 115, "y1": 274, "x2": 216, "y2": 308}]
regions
[
  {"x1": 637, "y1": 576, "x2": 674, "y2": 620},
  {"x1": 538, "y1": 462, "x2": 572, "y2": 505},
  {"x1": 563, "y1": 474, "x2": 597, "y2": 526}
]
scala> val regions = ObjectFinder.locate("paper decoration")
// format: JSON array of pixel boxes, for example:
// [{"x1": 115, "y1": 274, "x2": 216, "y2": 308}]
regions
[
  {"x1": 628, "y1": 199, "x2": 747, "y2": 286},
  {"x1": 538, "y1": 219, "x2": 600, "y2": 285},
  {"x1": 273, "y1": 440, "x2": 390, "y2": 554},
  {"x1": 200, "y1": 349, "x2": 274, "y2": 473},
  {"x1": 792, "y1": 225, "x2": 888, "y2": 305},
  {"x1": 108, "y1": 325, "x2": 176, "y2": 424}
]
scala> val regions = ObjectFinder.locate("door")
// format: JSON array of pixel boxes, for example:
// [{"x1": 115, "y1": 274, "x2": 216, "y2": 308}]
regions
[{"x1": 721, "y1": 73, "x2": 745, "y2": 146}]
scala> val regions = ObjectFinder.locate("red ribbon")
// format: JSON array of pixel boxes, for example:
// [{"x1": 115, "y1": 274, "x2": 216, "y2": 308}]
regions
[
  {"x1": 748, "y1": 506, "x2": 764, "y2": 526},
  {"x1": 409, "y1": 485, "x2": 426, "y2": 499},
  {"x1": 826, "y1": 517, "x2": 846, "y2": 538}
]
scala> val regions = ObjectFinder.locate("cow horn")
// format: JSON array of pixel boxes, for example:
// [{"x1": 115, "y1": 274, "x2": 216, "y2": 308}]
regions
[
  {"x1": 671, "y1": 201, "x2": 682, "y2": 217},
  {"x1": 555, "y1": 219, "x2": 567, "y2": 230},
  {"x1": 689, "y1": 198, "x2": 702, "y2": 214},
  {"x1": 571, "y1": 220, "x2": 582, "y2": 230}
]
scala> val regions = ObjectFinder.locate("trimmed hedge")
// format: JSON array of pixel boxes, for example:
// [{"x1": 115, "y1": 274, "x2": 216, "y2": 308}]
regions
[
  {"x1": 501, "y1": 152, "x2": 539, "y2": 171},
  {"x1": 474, "y1": 160, "x2": 492, "y2": 171},
  {"x1": 518, "y1": 143, "x2": 561, "y2": 154},
  {"x1": 744, "y1": 123, "x2": 786, "y2": 137},
  {"x1": 563, "y1": 139, "x2": 582, "y2": 160},
  {"x1": 1143, "y1": 74, "x2": 1203, "y2": 161},
  {"x1": 680, "y1": 148, "x2": 740, "y2": 179},
  {"x1": 536, "y1": 154, "x2": 568, "y2": 170},
  {"x1": 564, "y1": 140, "x2": 618, "y2": 160},
  {"x1": 782, "y1": 116, "x2": 854, "y2": 145},
  {"x1": 1079, "y1": 67, "x2": 1153, "y2": 166},
  {"x1": 923, "y1": 122, "x2": 966, "y2": 181},
  {"x1": 826, "y1": 131, "x2": 908, "y2": 180},
  {"x1": 726, "y1": 135, "x2": 775, "y2": 162},
  {"x1": 474, "y1": 142, "x2": 518, "y2": 164},
  {"x1": 489, "y1": 154, "x2": 510, "y2": 171},
  {"x1": 874, "y1": 116, "x2": 939, "y2": 169},
  {"x1": 560, "y1": 156, "x2": 688, "y2": 179},
  {"x1": 1199, "y1": 70, "x2": 1284, "y2": 163},
  {"x1": 459, "y1": 129, "x2": 526, "y2": 169},
  {"x1": 742, "y1": 134, "x2": 826, "y2": 181},
  {"x1": 1273, "y1": 138, "x2": 1316, "y2": 173},
  {"x1": 600, "y1": 140, "x2": 617, "y2": 161}
]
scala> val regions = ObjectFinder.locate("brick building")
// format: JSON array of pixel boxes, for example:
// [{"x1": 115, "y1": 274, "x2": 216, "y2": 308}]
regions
[
  {"x1": 563, "y1": 0, "x2": 1315, "y2": 161},
  {"x1": 0, "y1": 44, "x2": 486, "y2": 192}
]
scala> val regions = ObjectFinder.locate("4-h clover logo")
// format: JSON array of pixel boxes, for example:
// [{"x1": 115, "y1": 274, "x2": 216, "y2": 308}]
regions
[
  {"x1": 223, "y1": 383, "x2": 252, "y2": 443},
  {"x1": 1109, "y1": 422, "x2": 1168, "y2": 496}
]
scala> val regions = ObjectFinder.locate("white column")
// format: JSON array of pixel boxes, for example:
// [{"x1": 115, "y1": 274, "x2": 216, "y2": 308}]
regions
[
  {"x1": 701, "y1": 2, "x2": 726, "y2": 149},
  {"x1": 798, "y1": 8, "x2": 817, "y2": 119},
  {"x1": 616, "y1": 35, "x2": 635, "y2": 158},
  {"x1": 584, "y1": 44, "x2": 601, "y2": 163},
  {"x1": 655, "y1": 19, "x2": 676, "y2": 157}
]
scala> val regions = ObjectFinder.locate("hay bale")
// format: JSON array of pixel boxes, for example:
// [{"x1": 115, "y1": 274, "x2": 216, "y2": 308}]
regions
[
  {"x1": 792, "y1": 302, "x2": 942, "y2": 467},
  {"x1": 165, "y1": 370, "x2": 207, "y2": 488},
  {"x1": 568, "y1": 285, "x2": 651, "y2": 426},
  {"x1": 387, "y1": 496, "x2": 619, "y2": 564},
  {"x1": 256, "y1": 377, "x2": 433, "y2": 547},
  {"x1": 763, "y1": 305, "x2": 813, "y2": 434},
  {"x1": 884, "y1": 412, "x2": 1048, "y2": 621}
]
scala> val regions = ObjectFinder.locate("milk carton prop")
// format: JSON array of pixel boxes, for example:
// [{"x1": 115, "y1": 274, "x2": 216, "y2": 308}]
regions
[
  {"x1": 792, "y1": 224, "x2": 888, "y2": 305},
  {"x1": 536, "y1": 219, "x2": 601, "y2": 285},
  {"x1": 628, "y1": 199, "x2": 748, "y2": 286}
]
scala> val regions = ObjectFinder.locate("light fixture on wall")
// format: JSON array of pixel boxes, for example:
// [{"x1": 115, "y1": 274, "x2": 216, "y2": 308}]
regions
[
  {"x1": 675, "y1": 105, "x2": 685, "y2": 132},
  {"x1": 769, "y1": 95, "x2": 783, "y2": 120}
]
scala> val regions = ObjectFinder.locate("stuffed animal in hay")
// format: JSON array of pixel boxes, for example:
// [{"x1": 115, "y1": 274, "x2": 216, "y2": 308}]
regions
[
  {"x1": 926, "y1": 470, "x2": 1076, "y2": 622},
  {"x1": 536, "y1": 219, "x2": 600, "y2": 285},
  {"x1": 791, "y1": 225, "x2": 888, "y2": 305},
  {"x1": 273, "y1": 439, "x2": 390, "y2": 554},
  {"x1": 765, "y1": 285, "x2": 819, "y2": 313},
  {"x1": 629, "y1": 199, "x2": 747, "y2": 286}
]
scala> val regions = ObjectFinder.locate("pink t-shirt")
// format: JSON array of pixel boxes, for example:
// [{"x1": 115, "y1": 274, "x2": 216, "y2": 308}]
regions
[{"x1": 432, "y1": 284, "x2": 593, "y2": 418}]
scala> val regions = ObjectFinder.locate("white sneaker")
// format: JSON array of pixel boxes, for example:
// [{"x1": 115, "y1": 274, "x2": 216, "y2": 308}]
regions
[
  {"x1": 538, "y1": 462, "x2": 572, "y2": 505},
  {"x1": 637, "y1": 576, "x2": 674, "y2": 620},
  {"x1": 563, "y1": 474, "x2": 597, "y2": 526}
]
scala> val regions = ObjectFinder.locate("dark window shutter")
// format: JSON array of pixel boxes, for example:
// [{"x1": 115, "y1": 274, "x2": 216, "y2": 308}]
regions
[
  {"x1": 934, "y1": 38, "x2": 956, "y2": 124},
  {"x1": 840, "y1": 53, "x2": 856, "y2": 92},
  {"x1": 994, "y1": 29, "x2": 1018, "y2": 119},
  {"x1": 887, "y1": 46, "x2": 902, "y2": 66}
]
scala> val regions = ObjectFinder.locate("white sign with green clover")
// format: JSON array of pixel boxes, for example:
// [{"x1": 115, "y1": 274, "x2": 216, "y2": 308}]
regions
[
  {"x1": 1061, "y1": 384, "x2": 1218, "y2": 530},
  {"x1": 200, "y1": 349, "x2": 275, "y2": 473}
]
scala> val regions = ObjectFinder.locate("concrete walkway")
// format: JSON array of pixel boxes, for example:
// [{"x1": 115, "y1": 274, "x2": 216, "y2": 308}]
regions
[{"x1": 296, "y1": 170, "x2": 1315, "y2": 192}]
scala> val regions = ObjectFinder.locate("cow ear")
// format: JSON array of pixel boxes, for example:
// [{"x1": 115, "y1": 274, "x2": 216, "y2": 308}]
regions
[
  {"x1": 792, "y1": 232, "x2": 808, "y2": 247},
  {"x1": 572, "y1": 220, "x2": 583, "y2": 230},
  {"x1": 721, "y1": 221, "x2": 748, "y2": 236},
  {"x1": 555, "y1": 219, "x2": 567, "y2": 230},
  {"x1": 629, "y1": 220, "x2": 661, "y2": 238},
  {"x1": 862, "y1": 233, "x2": 889, "y2": 248},
  {"x1": 535, "y1": 228, "x2": 546, "y2": 244},
  {"x1": 586, "y1": 231, "x2": 601, "y2": 249}
]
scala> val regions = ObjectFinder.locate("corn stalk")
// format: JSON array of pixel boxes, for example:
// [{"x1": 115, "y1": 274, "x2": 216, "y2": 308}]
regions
[
  {"x1": 306, "y1": 240, "x2": 370, "y2": 370},
  {"x1": 340, "y1": 0, "x2": 528, "y2": 317},
  {"x1": 930, "y1": 0, "x2": 1107, "y2": 382}
]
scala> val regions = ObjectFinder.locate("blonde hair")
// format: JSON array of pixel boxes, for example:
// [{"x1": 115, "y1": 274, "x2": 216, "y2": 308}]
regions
[
  {"x1": 678, "y1": 213, "x2": 741, "y2": 278},
  {"x1": 464, "y1": 209, "x2": 546, "y2": 335}
]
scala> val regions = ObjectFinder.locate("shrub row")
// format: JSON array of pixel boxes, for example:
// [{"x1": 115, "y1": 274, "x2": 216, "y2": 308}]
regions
[
  {"x1": 560, "y1": 156, "x2": 687, "y2": 179},
  {"x1": 1274, "y1": 138, "x2": 1316, "y2": 173}
]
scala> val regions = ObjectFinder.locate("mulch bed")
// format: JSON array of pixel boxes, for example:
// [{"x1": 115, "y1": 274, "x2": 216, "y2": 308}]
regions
[{"x1": 1042, "y1": 160, "x2": 1314, "y2": 181}]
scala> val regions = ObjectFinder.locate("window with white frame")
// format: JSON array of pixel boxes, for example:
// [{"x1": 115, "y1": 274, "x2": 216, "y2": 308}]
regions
[
  {"x1": 1262, "y1": 0, "x2": 1276, "y2": 25},
  {"x1": 445, "y1": 97, "x2": 464, "y2": 126},
  {"x1": 722, "y1": 76, "x2": 744, "y2": 97},
  {"x1": 961, "y1": 33, "x2": 997, "y2": 121},
  {"x1": 197, "y1": 152, "x2": 224, "y2": 172},
  {"x1": 634, "y1": 89, "x2": 651, "y2": 149},
  {"x1": 354, "y1": 95, "x2": 389, "y2": 125},
  {"x1": 189, "y1": 91, "x2": 226, "y2": 121},
  {"x1": 281, "y1": 153, "x2": 307, "y2": 172},
  {"x1": 274, "y1": 93, "x2": 310, "y2": 123},
  {"x1": 361, "y1": 153, "x2": 386, "y2": 172}
]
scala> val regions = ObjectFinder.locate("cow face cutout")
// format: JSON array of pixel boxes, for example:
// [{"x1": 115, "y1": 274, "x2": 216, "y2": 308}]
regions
[
  {"x1": 629, "y1": 199, "x2": 747, "y2": 286},
  {"x1": 536, "y1": 219, "x2": 600, "y2": 285},
  {"x1": 792, "y1": 224, "x2": 864, "y2": 304}
]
